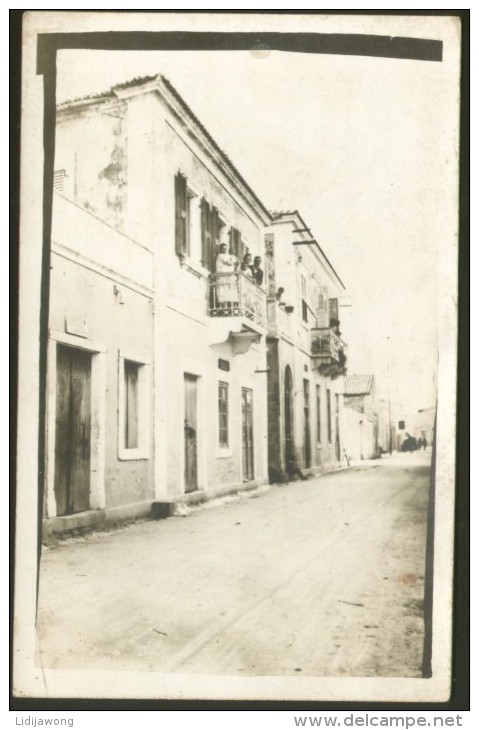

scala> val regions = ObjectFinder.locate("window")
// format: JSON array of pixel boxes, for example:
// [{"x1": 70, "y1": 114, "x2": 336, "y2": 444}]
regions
[
  {"x1": 317, "y1": 286, "x2": 329, "y2": 327},
  {"x1": 329, "y1": 298, "x2": 339, "y2": 326},
  {"x1": 302, "y1": 299, "x2": 308, "y2": 322},
  {"x1": 316, "y1": 384, "x2": 321, "y2": 443},
  {"x1": 124, "y1": 360, "x2": 139, "y2": 449},
  {"x1": 218, "y1": 381, "x2": 229, "y2": 448},
  {"x1": 118, "y1": 352, "x2": 150, "y2": 460},
  {"x1": 327, "y1": 388, "x2": 332, "y2": 443},
  {"x1": 175, "y1": 172, "x2": 187, "y2": 256},
  {"x1": 175, "y1": 171, "x2": 202, "y2": 260},
  {"x1": 53, "y1": 169, "x2": 67, "y2": 194}
]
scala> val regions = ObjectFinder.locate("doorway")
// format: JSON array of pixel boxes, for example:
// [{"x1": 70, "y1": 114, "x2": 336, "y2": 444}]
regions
[
  {"x1": 303, "y1": 378, "x2": 311, "y2": 468},
  {"x1": 335, "y1": 393, "x2": 341, "y2": 461},
  {"x1": 242, "y1": 387, "x2": 254, "y2": 482},
  {"x1": 284, "y1": 365, "x2": 294, "y2": 471},
  {"x1": 54, "y1": 344, "x2": 92, "y2": 516},
  {"x1": 184, "y1": 374, "x2": 198, "y2": 492}
]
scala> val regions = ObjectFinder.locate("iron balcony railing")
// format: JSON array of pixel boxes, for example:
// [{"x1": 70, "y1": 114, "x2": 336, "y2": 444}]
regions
[
  {"x1": 208, "y1": 272, "x2": 267, "y2": 328},
  {"x1": 311, "y1": 327, "x2": 344, "y2": 361}
]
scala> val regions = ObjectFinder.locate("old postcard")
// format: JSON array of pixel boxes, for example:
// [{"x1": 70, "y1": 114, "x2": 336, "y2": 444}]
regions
[{"x1": 14, "y1": 12, "x2": 463, "y2": 704}]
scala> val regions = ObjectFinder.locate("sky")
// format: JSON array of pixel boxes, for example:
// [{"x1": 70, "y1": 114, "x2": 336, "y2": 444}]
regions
[{"x1": 55, "y1": 42, "x2": 459, "y2": 415}]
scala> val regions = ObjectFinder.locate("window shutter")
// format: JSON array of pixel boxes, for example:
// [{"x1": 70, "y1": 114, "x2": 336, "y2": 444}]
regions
[
  {"x1": 229, "y1": 227, "x2": 243, "y2": 259},
  {"x1": 201, "y1": 198, "x2": 212, "y2": 269},
  {"x1": 329, "y1": 298, "x2": 339, "y2": 325},
  {"x1": 175, "y1": 172, "x2": 187, "y2": 256},
  {"x1": 53, "y1": 169, "x2": 66, "y2": 194},
  {"x1": 210, "y1": 207, "x2": 221, "y2": 272},
  {"x1": 239, "y1": 235, "x2": 246, "y2": 263},
  {"x1": 228, "y1": 227, "x2": 235, "y2": 256}
]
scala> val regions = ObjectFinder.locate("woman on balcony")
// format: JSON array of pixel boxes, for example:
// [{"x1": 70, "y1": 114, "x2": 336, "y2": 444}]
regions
[{"x1": 215, "y1": 243, "x2": 239, "y2": 313}]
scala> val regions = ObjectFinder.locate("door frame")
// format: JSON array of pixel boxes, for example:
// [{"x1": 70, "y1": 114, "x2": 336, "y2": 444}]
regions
[
  {"x1": 179, "y1": 358, "x2": 206, "y2": 494},
  {"x1": 46, "y1": 330, "x2": 106, "y2": 518},
  {"x1": 283, "y1": 364, "x2": 294, "y2": 472},
  {"x1": 183, "y1": 373, "x2": 199, "y2": 493},
  {"x1": 303, "y1": 378, "x2": 311, "y2": 468},
  {"x1": 240, "y1": 382, "x2": 255, "y2": 483}
]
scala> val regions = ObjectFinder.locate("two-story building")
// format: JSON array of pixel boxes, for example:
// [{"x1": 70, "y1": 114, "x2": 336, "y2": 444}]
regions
[
  {"x1": 45, "y1": 192, "x2": 155, "y2": 532},
  {"x1": 48, "y1": 74, "x2": 271, "y2": 531},
  {"x1": 265, "y1": 210, "x2": 348, "y2": 481}
]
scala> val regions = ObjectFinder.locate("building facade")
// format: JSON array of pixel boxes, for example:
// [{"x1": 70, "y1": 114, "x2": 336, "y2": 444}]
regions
[
  {"x1": 48, "y1": 74, "x2": 271, "y2": 531},
  {"x1": 264, "y1": 211, "x2": 348, "y2": 481},
  {"x1": 45, "y1": 193, "x2": 155, "y2": 531},
  {"x1": 45, "y1": 73, "x2": 352, "y2": 532}
]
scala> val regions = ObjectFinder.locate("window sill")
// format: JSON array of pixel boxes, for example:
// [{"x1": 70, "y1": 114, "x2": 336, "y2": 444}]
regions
[
  {"x1": 118, "y1": 448, "x2": 150, "y2": 461},
  {"x1": 179, "y1": 254, "x2": 209, "y2": 279}
]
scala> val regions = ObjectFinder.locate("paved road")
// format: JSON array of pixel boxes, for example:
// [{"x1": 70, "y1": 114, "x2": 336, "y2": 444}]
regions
[{"x1": 37, "y1": 450, "x2": 431, "y2": 677}]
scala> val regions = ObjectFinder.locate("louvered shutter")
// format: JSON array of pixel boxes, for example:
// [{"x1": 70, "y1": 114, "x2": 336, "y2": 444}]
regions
[
  {"x1": 229, "y1": 227, "x2": 243, "y2": 259},
  {"x1": 201, "y1": 198, "x2": 212, "y2": 269},
  {"x1": 210, "y1": 207, "x2": 221, "y2": 272},
  {"x1": 329, "y1": 298, "x2": 339, "y2": 325},
  {"x1": 53, "y1": 169, "x2": 66, "y2": 194},
  {"x1": 175, "y1": 172, "x2": 187, "y2": 256},
  {"x1": 228, "y1": 227, "x2": 236, "y2": 256}
]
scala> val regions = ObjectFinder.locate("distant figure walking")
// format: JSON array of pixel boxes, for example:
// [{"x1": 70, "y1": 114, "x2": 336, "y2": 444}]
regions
[{"x1": 422, "y1": 438, "x2": 428, "y2": 450}]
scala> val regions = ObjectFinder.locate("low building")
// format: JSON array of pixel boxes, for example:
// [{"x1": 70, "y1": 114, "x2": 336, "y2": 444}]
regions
[
  {"x1": 265, "y1": 210, "x2": 348, "y2": 481},
  {"x1": 342, "y1": 374, "x2": 379, "y2": 461},
  {"x1": 45, "y1": 193, "x2": 155, "y2": 531}
]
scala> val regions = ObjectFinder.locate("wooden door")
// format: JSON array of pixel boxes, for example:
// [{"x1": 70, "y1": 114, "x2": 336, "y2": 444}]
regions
[
  {"x1": 284, "y1": 366, "x2": 294, "y2": 471},
  {"x1": 303, "y1": 379, "x2": 311, "y2": 468},
  {"x1": 242, "y1": 387, "x2": 254, "y2": 482},
  {"x1": 54, "y1": 344, "x2": 92, "y2": 516},
  {"x1": 184, "y1": 374, "x2": 198, "y2": 493}
]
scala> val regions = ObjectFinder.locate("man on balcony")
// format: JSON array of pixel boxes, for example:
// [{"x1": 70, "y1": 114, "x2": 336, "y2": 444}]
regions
[
  {"x1": 215, "y1": 243, "x2": 239, "y2": 313},
  {"x1": 251, "y1": 256, "x2": 264, "y2": 287}
]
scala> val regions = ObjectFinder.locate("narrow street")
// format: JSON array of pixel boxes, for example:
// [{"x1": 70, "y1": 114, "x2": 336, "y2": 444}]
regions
[{"x1": 37, "y1": 450, "x2": 431, "y2": 678}]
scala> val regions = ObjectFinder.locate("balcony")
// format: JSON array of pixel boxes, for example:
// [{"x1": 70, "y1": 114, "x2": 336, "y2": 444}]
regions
[
  {"x1": 207, "y1": 272, "x2": 267, "y2": 348},
  {"x1": 311, "y1": 327, "x2": 347, "y2": 377}
]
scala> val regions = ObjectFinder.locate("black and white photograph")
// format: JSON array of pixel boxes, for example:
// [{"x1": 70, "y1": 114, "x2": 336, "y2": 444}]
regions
[{"x1": 13, "y1": 11, "x2": 464, "y2": 706}]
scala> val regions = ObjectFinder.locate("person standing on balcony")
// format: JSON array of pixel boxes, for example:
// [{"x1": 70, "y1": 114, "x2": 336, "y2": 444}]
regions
[
  {"x1": 216, "y1": 243, "x2": 239, "y2": 312},
  {"x1": 241, "y1": 252, "x2": 253, "y2": 277},
  {"x1": 251, "y1": 256, "x2": 264, "y2": 287}
]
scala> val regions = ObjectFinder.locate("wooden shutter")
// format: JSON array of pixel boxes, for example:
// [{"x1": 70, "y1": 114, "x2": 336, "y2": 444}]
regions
[
  {"x1": 201, "y1": 198, "x2": 212, "y2": 269},
  {"x1": 53, "y1": 169, "x2": 66, "y2": 194},
  {"x1": 329, "y1": 298, "x2": 339, "y2": 325},
  {"x1": 210, "y1": 206, "x2": 221, "y2": 272},
  {"x1": 228, "y1": 227, "x2": 236, "y2": 256},
  {"x1": 175, "y1": 172, "x2": 187, "y2": 256},
  {"x1": 229, "y1": 227, "x2": 243, "y2": 259}
]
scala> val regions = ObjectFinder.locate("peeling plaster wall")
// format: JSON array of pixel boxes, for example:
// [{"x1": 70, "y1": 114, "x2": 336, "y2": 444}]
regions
[{"x1": 55, "y1": 105, "x2": 128, "y2": 231}]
